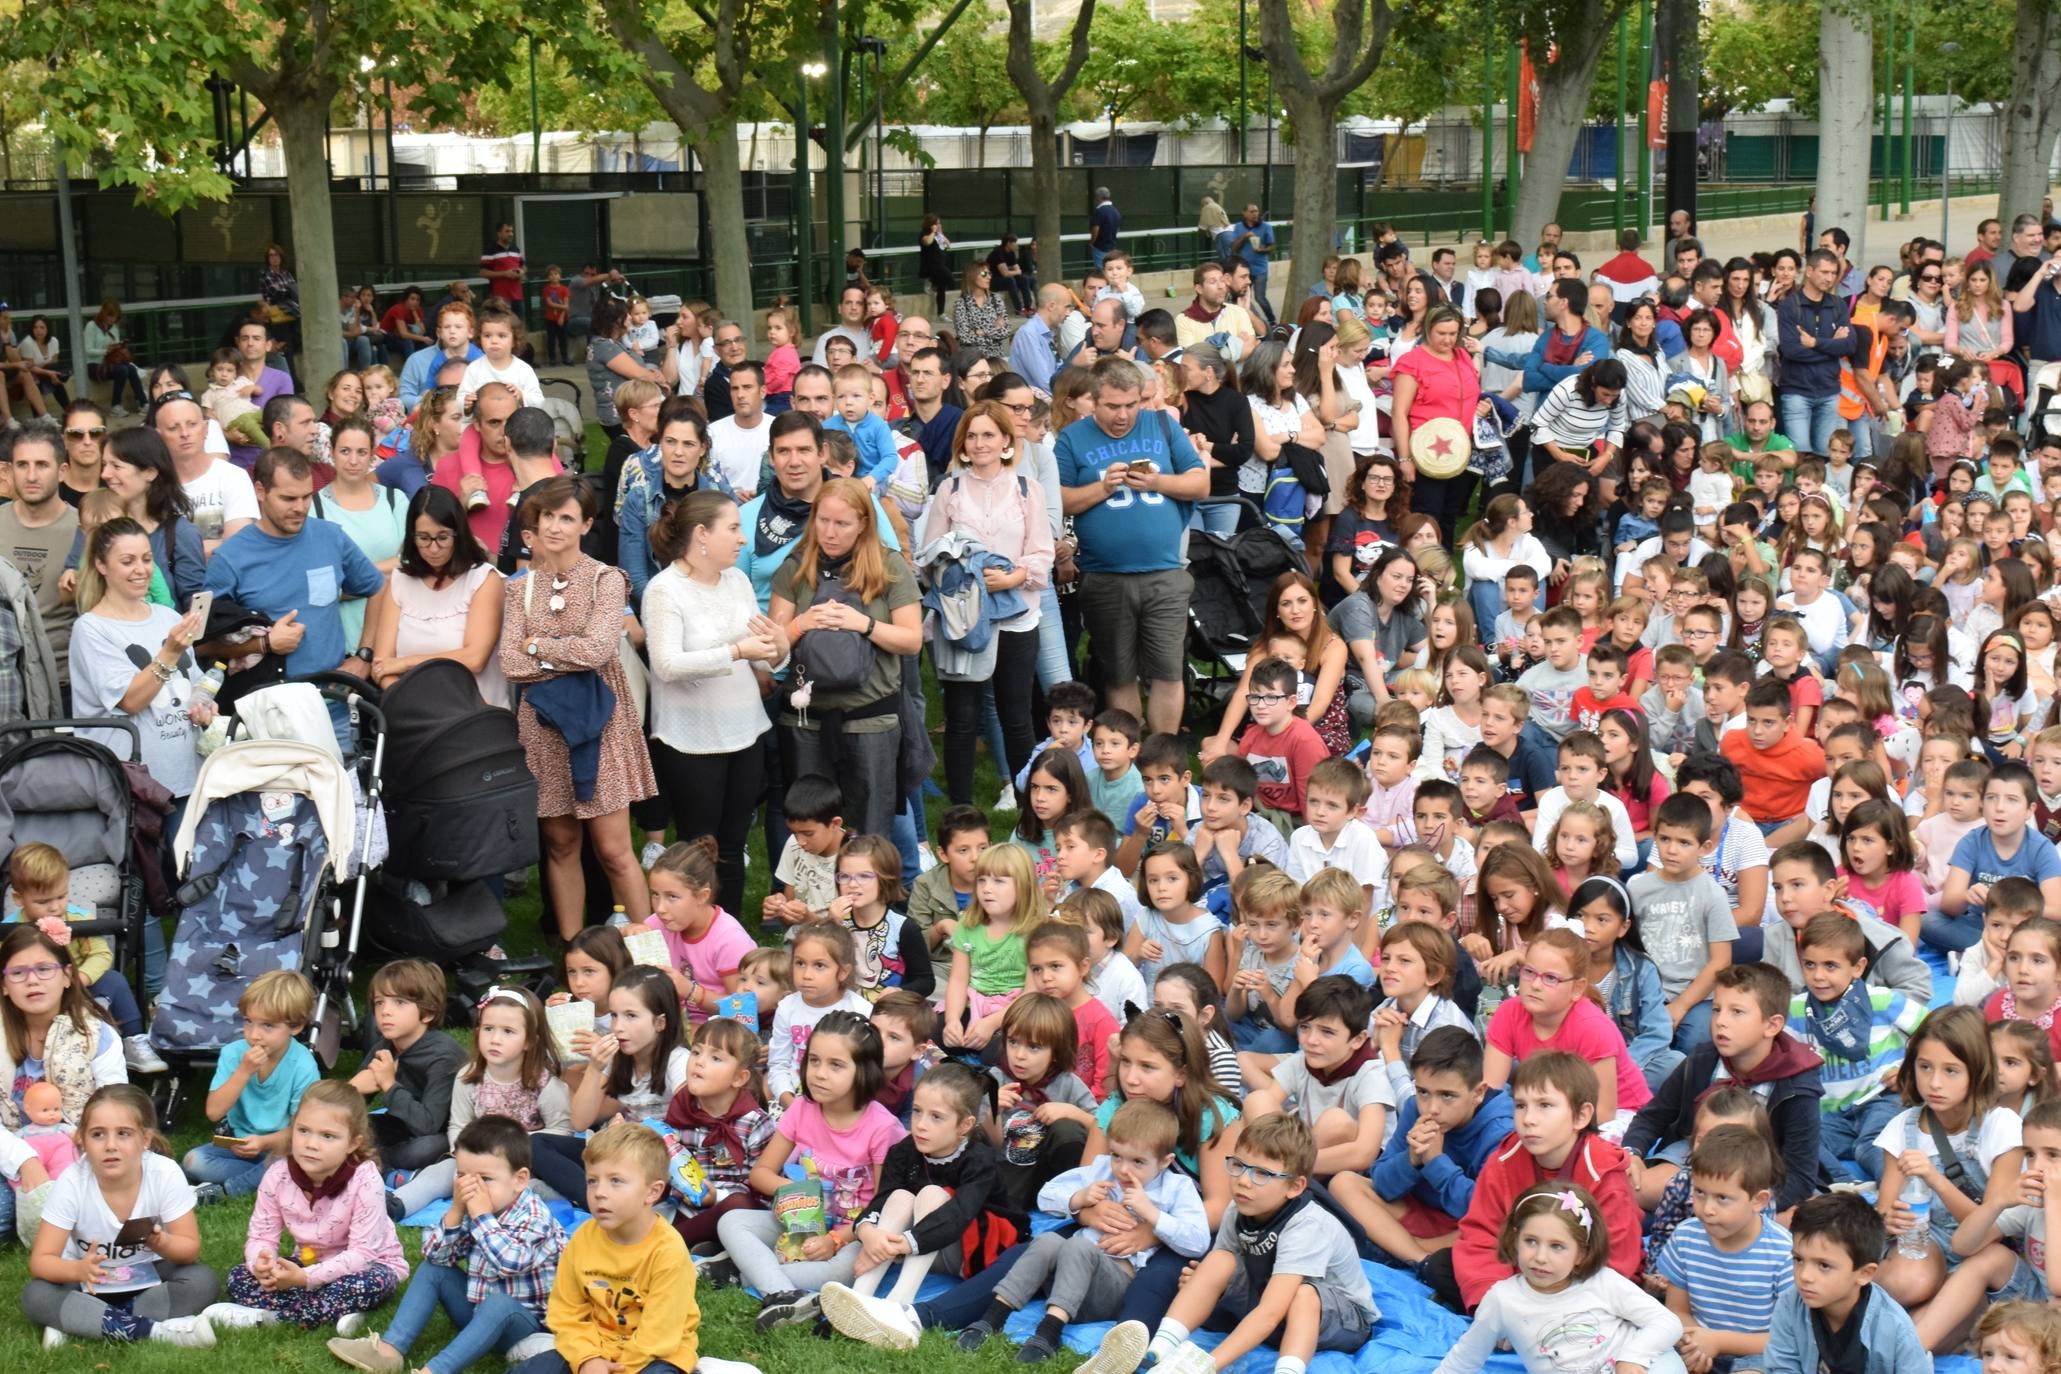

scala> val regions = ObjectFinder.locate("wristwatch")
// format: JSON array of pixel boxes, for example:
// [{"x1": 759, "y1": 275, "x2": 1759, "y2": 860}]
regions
[{"x1": 352, "y1": 647, "x2": 373, "y2": 663}]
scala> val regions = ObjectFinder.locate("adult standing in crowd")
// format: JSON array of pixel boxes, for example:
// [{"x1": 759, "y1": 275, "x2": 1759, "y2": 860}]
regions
[
  {"x1": 921, "y1": 399, "x2": 1053, "y2": 806},
  {"x1": 917, "y1": 214, "x2": 956, "y2": 317},
  {"x1": 0, "y1": 425, "x2": 78, "y2": 701},
  {"x1": 702, "y1": 320, "x2": 750, "y2": 424},
  {"x1": 311, "y1": 416, "x2": 406, "y2": 649},
  {"x1": 1391, "y1": 306, "x2": 1481, "y2": 546},
  {"x1": 814, "y1": 286, "x2": 873, "y2": 366},
  {"x1": 368, "y1": 484, "x2": 508, "y2": 707},
  {"x1": 896, "y1": 347, "x2": 965, "y2": 482},
  {"x1": 480, "y1": 223, "x2": 526, "y2": 309},
  {"x1": 954, "y1": 263, "x2": 1014, "y2": 359},
  {"x1": 430, "y1": 383, "x2": 531, "y2": 556},
  {"x1": 1328, "y1": 545, "x2": 1426, "y2": 727},
  {"x1": 1011, "y1": 286, "x2": 1071, "y2": 396},
  {"x1": 768, "y1": 476, "x2": 922, "y2": 837},
  {"x1": 1089, "y1": 187, "x2": 1121, "y2": 268},
  {"x1": 2010, "y1": 249, "x2": 2061, "y2": 385},
  {"x1": 223, "y1": 320, "x2": 296, "y2": 473},
  {"x1": 83, "y1": 300, "x2": 147, "y2": 418},
  {"x1": 1178, "y1": 342, "x2": 1253, "y2": 538},
  {"x1": 153, "y1": 391, "x2": 256, "y2": 554},
  {"x1": 93, "y1": 428, "x2": 206, "y2": 610},
  {"x1": 1226, "y1": 204, "x2": 1277, "y2": 325},
  {"x1": 1776, "y1": 247, "x2": 1858, "y2": 454},
  {"x1": 55, "y1": 400, "x2": 103, "y2": 508},
  {"x1": 1058, "y1": 357, "x2": 1208, "y2": 735},
  {"x1": 643, "y1": 489, "x2": 786, "y2": 918},
  {"x1": 379, "y1": 383, "x2": 464, "y2": 499},
  {"x1": 586, "y1": 297, "x2": 666, "y2": 443},
  {"x1": 707, "y1": 363, "x2": 771, "y2": 500},
  {"x1": 500, "y1": 473, "x2": 655, "y2": 939},
  {"x1": 620, "y1": 406, "x2": 731, "y2": 606}
]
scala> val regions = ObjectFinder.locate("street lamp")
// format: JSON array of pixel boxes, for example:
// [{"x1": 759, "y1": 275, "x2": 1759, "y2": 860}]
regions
[{"x1": 1939, "y1": 41, "x2": 1959, "y2": 247}]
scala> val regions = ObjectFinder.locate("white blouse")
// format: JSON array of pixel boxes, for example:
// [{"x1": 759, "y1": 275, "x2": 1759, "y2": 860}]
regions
[
  {"x1": 642, "y1": 563, "x2": 772, "y2": 755},
  {"x1": 391, "y1": 563, "x2": 508, "y2": 708}
]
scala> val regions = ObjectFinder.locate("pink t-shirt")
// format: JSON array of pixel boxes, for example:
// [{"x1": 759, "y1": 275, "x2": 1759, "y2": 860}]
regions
[
  {"x1": 647, "y1": 908, "x2": 759, "y2": 1023},
  {"x1": 773, "y1": 1098, "x2": 907, "y2": 1225},
  {"x1": 1393, "y1": 345, "x2": 1482, "y2": 432},
  {"x1": 1839, "y1": 868, "x2": 1926, "y2": 930},
  {"x1": 1487, "y1": 995, "x2": 1652, "y2": 1112}
]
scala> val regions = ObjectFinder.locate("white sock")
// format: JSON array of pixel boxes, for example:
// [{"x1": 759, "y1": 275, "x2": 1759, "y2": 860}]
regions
[
  {"x1": 883, "y1": 1250, "x2": 938, "y2": 1307},
  {"x1": 1276, "y1": 1358, "x2": 1307, "y2": 1374},
  {"x1": 1149, "y1": 1322, "x2": 1190, "y2": 1362}
]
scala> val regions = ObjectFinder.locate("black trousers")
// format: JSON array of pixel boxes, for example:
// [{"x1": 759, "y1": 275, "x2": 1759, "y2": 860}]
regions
[
  {"x1": 649, "y1": 733, "x2": 768, "y2": 919},
  {"x1": 940, "y1": 628, "x2": 1039, "y2": 805}
]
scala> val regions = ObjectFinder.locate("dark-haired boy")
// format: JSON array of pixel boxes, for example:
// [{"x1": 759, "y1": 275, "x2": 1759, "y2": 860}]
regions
[
  {"x1": 1759, "y1": 1193, "x2": 1928, "y2": 1374},
  {"x1": 1936, "y1": 760, "x2": 2061, "y2": 954},
  {"x1": 1764, "y1": 841, "x2": 1932, "y2": 1003},
  {"x1": 1785, "y1": 911, "x2": 1925, "y2": 1183},
  {"x1": 1656, "y1": 1126, "x2": 1792, "y2": 1374},
  {"x1": 1721, "y1": 677, "x2": 1827, "y2": 833},
  {"x1": 1013, "y1": 680, "x2": 1099, "y2": 796},
  {"x1": 1088, "y1": 1114, "x2": 1377, "y2": 1374},
  {"x1": 1235, "y1": 656, "x2": 1330, "y2": 821},
  {"x1": 766, "y1": 774, "x2": 847, "y2": 927},
  {"x1": 1089, "y1": 708, "x2": 1145, "y2": 824},
  {"x1": 1403, "y1": 781, "x2": 1478, "y2": 884},
  {"x1": 352, "y1": 958, "x2": 468, "y2": 1173},
  {"x1": 907, "y1": 805, "x2": 990, "y2": 989},
  {"x1": 1363, "y1": 723, "x2": 1422, "y2": 846},
  {"x1": 1571, "y1": 642, "x2": 1639, "y2": 733},
  {"x1": 1674, "y1": 752, "x2": 1773, "y2": 938},
  {"x1": 1628, "y1": 794, "x2": 1740, "y2": 1054},
  {"x1": 331, "y1": 1117, "x2": 566, "y2": 1374},
  {"x1": 1192, "y1": 755, "x2": 1291, "y2": 896},
  {"x1": 1516, "y1": 605, "x2": 1588, "y2": 741},
  {"x1": 1643, "y1": 644, "x2": 1706, "y2": 764},
  {"x1": 1952, "y1": 873, "x2": 2041, "y2": 1009},
  {"x1": 1477, "y1": 686, "x2": 1558, "y2": 822},
  {"x1": 1529, "y1": 731, "x2": 1638, "y2": 872},
  {"x1": 1490, "y1": 565, "x2": 1541, "y2": 676},
  {"x1": 1692, "y1": 652, "x2": 1754, "y2": 755},
  {"x1": 1455, "y1": 746, "x2": 1523, "y2": 839},
  {"x1": 1117, "y1": 733, "x2": 1206, "y2": 875},
  {"x1": 1053, "y1": 809, "x2": 1147, "y2": 934},
  {"x1": 1334, "y1": 1026, "x2": 1511, "y2": 1268},
  {"x1": 1242, "y1": 976, "x2": 1391, "y2": 1178},
  {"x1": 1624, "y1": 961, "x2": 1825, "y2": 1213}
]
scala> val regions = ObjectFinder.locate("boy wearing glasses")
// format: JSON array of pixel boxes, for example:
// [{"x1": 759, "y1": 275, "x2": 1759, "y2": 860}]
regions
[
  {"x1": 1085, "y1": 1114, "x2": 1375, "y2": 1374},
  {"x1": 1235, "y1": 657, "x2": 1329, "y2": 822}
]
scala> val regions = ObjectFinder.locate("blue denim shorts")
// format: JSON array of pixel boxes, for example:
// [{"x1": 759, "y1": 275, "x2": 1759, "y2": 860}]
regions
[{"x1": 1990, "y1": 1252, "x2": 2050, "y2": 1302}]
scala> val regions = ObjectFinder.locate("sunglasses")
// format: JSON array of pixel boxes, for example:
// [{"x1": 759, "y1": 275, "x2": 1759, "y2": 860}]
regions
[{"x1": 64, "y1": 427, "x2": 108, "y2": 441}]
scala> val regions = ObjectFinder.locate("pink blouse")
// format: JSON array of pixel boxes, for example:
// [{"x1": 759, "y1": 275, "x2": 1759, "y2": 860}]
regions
[
  {"x1": 1487, "y1": 995, "x2": 1653, "y2": 1112},
  {"x1": 1395, "y1": 346, "x2": 1482, "y2": 441}
]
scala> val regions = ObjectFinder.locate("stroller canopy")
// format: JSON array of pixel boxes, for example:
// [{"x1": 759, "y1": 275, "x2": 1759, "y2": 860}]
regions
[
  {"x1": 380, "y1": 659, "x2": 529, "y2": 805},
  {"x1": 0, "y1": 737, "x2": 132, "y2": 870},
  {"x1": 171, "y1": 739, "x2": 356, "y2": 878}
]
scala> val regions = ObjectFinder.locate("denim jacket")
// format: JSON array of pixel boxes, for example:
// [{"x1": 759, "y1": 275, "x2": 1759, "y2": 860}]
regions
[
  {"x1": 615, "y1": 446, "x2": 734, "y2": 609},
  {"x1": 1604, "y1": 943, "x2": 1674, "y2": 1078}
]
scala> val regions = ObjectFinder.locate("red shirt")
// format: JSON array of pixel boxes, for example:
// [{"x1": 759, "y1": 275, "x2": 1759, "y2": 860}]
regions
[
  {"x1": 1570, "y1": 687, "x2": 1639, "y2": 735},
  {"x1": 429, "y1": 426, "x2": 562, "y2": 552},
  {"x1": 480, "y1": 245, "x2": 525, "y2": 303},
  {"x1": 1236, "y1": 717, "x2": 1331, "y2": 819},
  {"x1": 1072, "y1": 997, "x2": 1119, "y2": 1100},
  {"x1": 1722, "y1": 727, "x2": 1827, "y2": 823}
]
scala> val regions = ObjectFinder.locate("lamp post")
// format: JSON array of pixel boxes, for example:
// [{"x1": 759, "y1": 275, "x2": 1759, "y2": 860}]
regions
[
  {"x1": 1939, "y1": 41, "x2": 1959, "y2": 247},
  {"x1": 797, "y1": 60, "x2": 828, "y2": 334}
]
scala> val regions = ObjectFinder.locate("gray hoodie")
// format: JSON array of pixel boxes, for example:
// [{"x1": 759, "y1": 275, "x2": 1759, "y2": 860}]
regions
[{"x1": 1761, "y1": 906, "x2": 1934, "y2": 1004}]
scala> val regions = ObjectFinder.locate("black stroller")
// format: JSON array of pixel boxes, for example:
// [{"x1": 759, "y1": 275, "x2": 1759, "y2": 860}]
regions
[{"x1": 1183, "y1": 507, "x2": 1302, "y2": 736}]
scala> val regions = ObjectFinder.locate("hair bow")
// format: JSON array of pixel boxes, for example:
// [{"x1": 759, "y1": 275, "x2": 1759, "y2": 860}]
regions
[{"x1": 34, "y1": 916, "x2": 71, "y2": 946}]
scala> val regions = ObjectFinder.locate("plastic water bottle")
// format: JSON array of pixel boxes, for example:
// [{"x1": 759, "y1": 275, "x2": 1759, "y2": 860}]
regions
[
  {"x1": 1898, "y1": 1176, "x2": 1934, "y2": 1258},
  {"x1": 195, "y1": 661, "x2": 227, "y2": 703},
  {"x1": 609, "y1": 905, "x2": 630, "y2": 928}
]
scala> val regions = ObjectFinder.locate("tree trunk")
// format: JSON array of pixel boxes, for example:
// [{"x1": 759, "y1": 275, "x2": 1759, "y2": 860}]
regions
[
  {"x1": 1999, "y1": 0, "x2": 2061, "y2": 223},
  {"x1": 1815, "y1": 1, "x2": 1874, "y2": 261},
  {"x1": 976, "y1": 123, "x2": 989, "y2": 171},
  {"x1": 273, "y1": 95, "x2": 344, "y2": 392},
  {"x1": 693, "y1": 127, "x2": 754, "y2": 325},
  {"x1": 1285, "y1": 92, "x2": 1341, "y2": 261},
  {"x1": 1027, "y1": 103, "x2": 1064, "y2": 288},
  {"x1": 1512, "y1": 11, "x2": 1618, "y2": 248}
]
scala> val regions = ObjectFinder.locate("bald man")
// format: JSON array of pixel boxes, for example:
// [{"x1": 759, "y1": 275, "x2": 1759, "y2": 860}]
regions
[{"x1": 1010, "y1": 284, "x2": 1073, "y2": 393}]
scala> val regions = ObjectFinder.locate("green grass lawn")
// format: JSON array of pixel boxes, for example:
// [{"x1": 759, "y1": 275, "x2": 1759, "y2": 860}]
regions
[{"x1": 0, "y1": 519, "x2": 1047, "y2": 1369}]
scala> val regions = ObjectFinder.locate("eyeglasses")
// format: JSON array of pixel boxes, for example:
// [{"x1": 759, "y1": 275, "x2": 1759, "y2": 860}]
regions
[
  {"x1": 415, "y1": 531, "x2": 456, "y2": 548},
  {"x1": 1366, "y1": 474, "x2": 1395, "y2": 486},
  {"x1": 3, "y1": 962, "x2": 63, "y2": 985},
  {"x1": 835, "y1": 871, "x2": 880, "y2": 885},
  {"x1": 63, "y1": 427, "x2": 107, "y2": 441},
  {"x1": 1004, "y1": 402, "x2": 1035, "y2": 415},
  {"x1": 1680, "y1": 627, "x2": 1716, "y2": 640},
  {"x1": 1517, "y1": 964, "x2": 1574, "y2": 990},
  {"x1": 1222, "y1": 1156, "x2": 1296, "y2": 1185},
  {"x1": 1247, "y1": 692, "x2": 1290, "y2": 707}
]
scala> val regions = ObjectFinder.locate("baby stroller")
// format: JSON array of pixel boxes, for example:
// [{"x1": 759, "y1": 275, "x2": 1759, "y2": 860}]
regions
[
  {"x1": 1183, "y1": 505, "x2": 1299, "y2": 735},
  {"x1": 371, "y1": 659, "x2": 542, "y2": 1014},
  {"x1": 151, "y1": 677, "x2": 386, "y2": 1117},
  {"x1": 0, "y1": 719, "x2": 153, "y2": 1063}
]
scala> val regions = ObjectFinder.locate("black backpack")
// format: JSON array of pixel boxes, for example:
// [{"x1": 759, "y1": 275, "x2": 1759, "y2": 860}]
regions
[{"x1": 791, "y1": 565, "x2": 876, "y2": 695}]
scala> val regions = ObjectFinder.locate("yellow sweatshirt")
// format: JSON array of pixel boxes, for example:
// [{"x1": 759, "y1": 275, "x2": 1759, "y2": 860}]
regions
[{"x1": 548, "y1": 1216, "x2": 699, "y2": 1374}]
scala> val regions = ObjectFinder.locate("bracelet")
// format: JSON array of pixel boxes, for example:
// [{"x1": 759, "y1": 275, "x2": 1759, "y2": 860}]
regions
[{"x1": 148, "y1": 660, "x2": 174, "y2": 684}]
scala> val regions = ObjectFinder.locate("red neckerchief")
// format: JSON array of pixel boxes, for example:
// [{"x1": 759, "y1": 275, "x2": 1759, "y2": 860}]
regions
[
  {"x1": 1308, "y1": 1038, "x2": 1379, "y2": 1088},
  {"x1": 665, "y1": 1086, "x2": 762, "y2": 1169},
  {"x1": 288, "y1": 1156, "x2": 356, "y2": 1204},
  {"x1": 1182, "y1": 298, "x2": 1219, "y2": 325},
  {"x1": 874, "y1": 1062, "x2": 915, "y2": 1113},
  {"x1": 1543, "y1": 325, "x2": 1585, "y2": 367}
]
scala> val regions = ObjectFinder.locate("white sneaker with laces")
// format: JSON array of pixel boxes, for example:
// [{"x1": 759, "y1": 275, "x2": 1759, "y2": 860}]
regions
[
  {"x1": 42, "y1": 1326, "x2": 66, "y2": 1350},
  {"x1": 149, "y1": 1315, "x2": 216, "y2": 1348},
  {"x1": 201, "y1": 1302, "x2": 278, "y2": 1329},
  {"x1": 124, "y1": 1033, "x2": 169, "y2": 1074},
  {"x1": 505, "y1": 1332, "x2": 558, "y2": 1363},
  {"x1": 992, "y1": 783, "x2": 1018, "y2": 813},
  {"x1": 1073, "y1": 1322, "x2": 1155, "y2": 1374},
  {"x1": 640, "y1": 841, "x2": 667, "y2": 870},
  {"x1": 819, "y1": 1282, "x2": 921, "y2": 1351}
]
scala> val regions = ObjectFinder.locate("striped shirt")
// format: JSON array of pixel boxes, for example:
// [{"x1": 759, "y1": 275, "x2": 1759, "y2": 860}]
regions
[
  {"x1": 1788, "y1": 985, "x2": 1926, "y2": 1113},
  {"x1": 1374, "y1": 993, "x2": 1479, "y2": 1102},
  {"x1": 1529, "y1": 371, "x2": 1631, "y2": 451},
  {"x1": 1656, "y1": 1216, "x2": 1794, "y2": 1354}
]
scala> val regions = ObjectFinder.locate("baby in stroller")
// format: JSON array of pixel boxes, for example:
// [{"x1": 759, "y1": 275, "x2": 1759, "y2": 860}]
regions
[{"x1": 5, "y1": 843, "x2": 164, "y2": 1073}]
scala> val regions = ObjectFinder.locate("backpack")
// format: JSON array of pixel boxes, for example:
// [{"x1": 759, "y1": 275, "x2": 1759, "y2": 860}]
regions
[{"x1": 790, "y1": 564, "x2": 877, "y2": 695}]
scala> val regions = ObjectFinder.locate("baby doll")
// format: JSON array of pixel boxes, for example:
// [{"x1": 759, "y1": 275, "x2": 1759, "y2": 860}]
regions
[{"x1": 16, "y1": 1081, "x2": 78, "y2": 1182}]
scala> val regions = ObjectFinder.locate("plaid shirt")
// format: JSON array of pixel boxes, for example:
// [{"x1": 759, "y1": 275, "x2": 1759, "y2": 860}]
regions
[
  {"x1": 0, "y1": 602, "x2": 23, "y2": 730},
  {"x1": 420, "y1": 1185, "x2": 565, "y2": 1318}
]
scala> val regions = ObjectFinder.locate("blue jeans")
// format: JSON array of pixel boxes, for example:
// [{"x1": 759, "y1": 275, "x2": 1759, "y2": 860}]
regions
[
  {"x1": 1196, "y1": 501, "x2": 1242, "y2": 539},
  {"x1": 516, "y1": 1356, "x2": 684, "y2": 1374},
  {"x1": 1035, "y1": 586, "x2": 1071, "y2": 690},
  {"x1": 181, "y1": 1143, "x2": 271, "y2": 1197},
  {"x1": 1819, "y1": 1094, "x2": 1903, "y2": 1184},
  {"x1": 345, "y1": 335, "x2": 375, "y2": 371},
  {"x1": 1230, "y1": 1017, "x2": 1297, "y2": 1054},
  {"x1": 91, "y1": 970, "x2": 143, "y2": 1036},
  {"x1": 914, "y1": 1232, "x2": 1185, "y2": 1331},
  {"x1": 1672, "y1": 999, "x2": 1713, "y2": 1054},
  {"x1": 1922, "y1": 908, "x2": 1984, "y2": 954},
  {"x1": 1247, "y1": 266, "x2": 1275, "y2": 326},
  {"x1": 0, "y1": 1175, "x2": 16, "y2": 1241},
  {"x1": 1778, "y1": 392, "x2": 1842, "y2": 455},
  {"x1": 387, "y1": 1263, "x2": 544, "y2": 1374}
]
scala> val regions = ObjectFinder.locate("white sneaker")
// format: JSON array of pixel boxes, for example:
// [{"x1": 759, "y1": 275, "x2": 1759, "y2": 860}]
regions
[
  {"x1": 42, "y1": 1327, "x2": 66, "y2": 1350},
  {"x1": 1074, "y1": 1322, "x2": 1154, "y2": 1374},
  {"x1": 992, "y1": 783, "x2": 1018, "y2": 814},
  {"x1": 124, "y1": 1033, "x2": 170, "y2": 1074},
  {"x1": 201, "y1": 1302, "x2": 278, "y2": 1329},
  {"x1": 149, "y1": 1315, "x2": 216, "y2": 1348},
  {"x1": 109, "y1": 405, "x2": 130, "y2": 419},
  {"x1": 696, "y1": 1361, "x2": 764, "y2": 1374},
  {"x1": 819, "y1": 1282, "x2": 921, "y2": 1351},
  {"x1": 1153, "y1": 1340, "x2": 1220, "y2": 1374},
  {"x1": 640, "y1": 841, "x2": 667, "y2": 870},
  {"x1": 336, "y1": 1312, "x2": 370, "y2": 1338},
  {"x1": 505, "y1": 1332, "x2": 558, "y2": 1363}
]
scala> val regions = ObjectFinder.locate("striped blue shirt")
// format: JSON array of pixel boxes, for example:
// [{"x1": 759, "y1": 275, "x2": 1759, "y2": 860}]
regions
[{"x1": 1656, "y1": 1216, "x2": 1795, "y2": 1355}]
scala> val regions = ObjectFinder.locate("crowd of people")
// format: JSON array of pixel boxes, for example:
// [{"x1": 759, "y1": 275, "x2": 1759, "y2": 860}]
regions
[{"x1": 10, "y1": 198, "x2": 2061, "y2": 1374}]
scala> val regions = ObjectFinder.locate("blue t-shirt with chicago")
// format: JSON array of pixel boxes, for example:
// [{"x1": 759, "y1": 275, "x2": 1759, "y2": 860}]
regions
[{"x1": 1054, "y1": 413, "x2": 1202, "y2": 575}]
